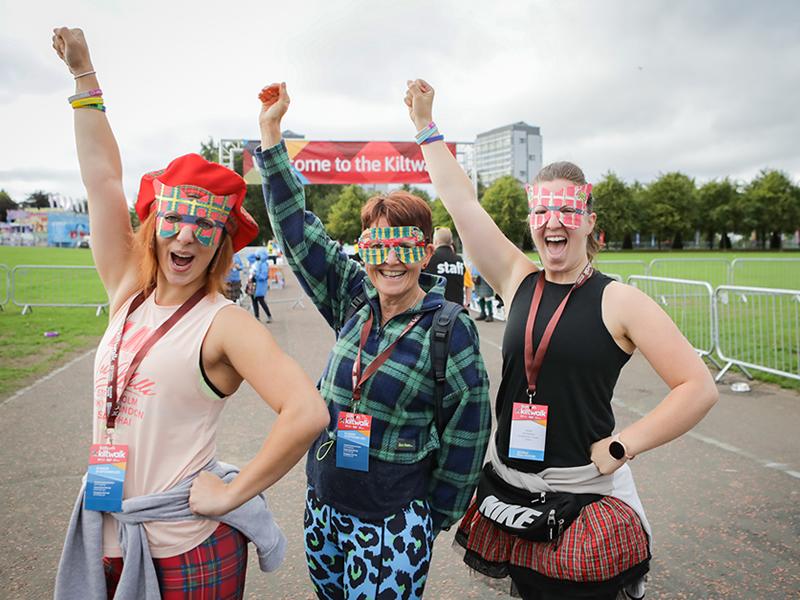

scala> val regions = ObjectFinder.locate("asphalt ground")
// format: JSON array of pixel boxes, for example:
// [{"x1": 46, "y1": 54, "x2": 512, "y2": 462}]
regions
[{"x1": 1, "y1": 274, "x2": 798, "y2": 599}]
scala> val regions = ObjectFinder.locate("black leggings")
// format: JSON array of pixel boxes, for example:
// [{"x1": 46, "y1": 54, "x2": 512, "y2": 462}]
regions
[{"x1": 251, "y1": 295, "x2": 271, "y2": 319}]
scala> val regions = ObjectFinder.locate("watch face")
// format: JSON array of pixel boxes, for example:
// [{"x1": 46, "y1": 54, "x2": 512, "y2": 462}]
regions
[{"x1": 609, "y1": 440, "x2": 626, "y2": 460}]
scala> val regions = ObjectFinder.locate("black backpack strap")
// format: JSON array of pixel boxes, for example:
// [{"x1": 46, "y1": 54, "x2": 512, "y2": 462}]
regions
[
  {"x1": 335, "y1": 288, "x2": 368, "y2": 337},
  {"x1": 430, "y1": 301, "x2": 465, "y2": 438}
]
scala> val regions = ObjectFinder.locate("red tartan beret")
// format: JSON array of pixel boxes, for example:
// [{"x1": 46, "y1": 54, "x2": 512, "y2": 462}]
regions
[{"x1": 135, "y1": 153, "x2": 258, "y2": 252}]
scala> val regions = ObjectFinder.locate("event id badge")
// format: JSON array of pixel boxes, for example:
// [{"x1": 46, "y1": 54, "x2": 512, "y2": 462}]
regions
[
  {"x1": 84, "y1": 444, "x2": 128, "y2": 512},
  {"x1": 508, "y1": 403, "x2": 548, "y2": 461},
  {"x1": 336, "y1": 412, "x2": 372, "y2": 472}
]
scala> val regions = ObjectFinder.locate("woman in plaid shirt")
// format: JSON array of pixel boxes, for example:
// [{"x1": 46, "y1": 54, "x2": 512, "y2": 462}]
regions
[{"x1": 254, "y1": 84, "x2": 492, "y2": 599}]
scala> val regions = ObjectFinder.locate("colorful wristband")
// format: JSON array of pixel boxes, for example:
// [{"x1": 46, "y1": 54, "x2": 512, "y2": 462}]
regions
[
  {"x1": 415, "y1": 122, "x2": 440, "y2": 145},
  {"x1": 421, "y1": 134, "x2": 444, "y2": 145},
  {"x1": 71, "y1": 96, "x2": 104, "y2": 108},
  {"x1": 68, "y1": 89, "x2": 103, "y2": 104},
  {"x1": 415, "y1": 122, "x2": 437, "y2": 143},
  {"x1": 415, "y1": 122, "x2": 435, "y2": 136}
]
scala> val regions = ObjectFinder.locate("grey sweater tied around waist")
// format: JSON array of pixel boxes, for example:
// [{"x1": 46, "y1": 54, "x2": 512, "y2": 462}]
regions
[{"x1": 54, "y1": 461, "x2": 286, "y2": 600}]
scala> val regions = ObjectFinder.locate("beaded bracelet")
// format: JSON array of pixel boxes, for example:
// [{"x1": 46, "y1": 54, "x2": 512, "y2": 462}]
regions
[
  {"x1": 68, "y1": 89, "x2": 102, "y2": 104},
  {"x1": 421, "y1": 134, "x2": 444, "y2": 145}
]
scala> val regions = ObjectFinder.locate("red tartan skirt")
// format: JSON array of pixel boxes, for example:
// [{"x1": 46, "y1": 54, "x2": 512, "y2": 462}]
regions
[
  {"x1": 103, "y1": 522, "x2": 248, "y2": 600},
  {"x1": 455, "y1": 495, "x2": 649, "y2": 583}
]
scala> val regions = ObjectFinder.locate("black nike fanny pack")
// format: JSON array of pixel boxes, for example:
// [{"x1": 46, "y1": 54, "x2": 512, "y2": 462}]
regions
[{"x1": 475, "y1": 463, "x2": 601, "y2": 542}]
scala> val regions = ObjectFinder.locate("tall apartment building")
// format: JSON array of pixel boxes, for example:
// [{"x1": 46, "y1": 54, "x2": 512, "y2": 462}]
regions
[{"x1": 474, "y1": 122, "x2": 542, "y2": 186}]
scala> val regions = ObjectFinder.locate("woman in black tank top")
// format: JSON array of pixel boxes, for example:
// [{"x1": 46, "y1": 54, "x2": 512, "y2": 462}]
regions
[{"x1": 405, "y1": 79, "x2": 718, "y2": 600}]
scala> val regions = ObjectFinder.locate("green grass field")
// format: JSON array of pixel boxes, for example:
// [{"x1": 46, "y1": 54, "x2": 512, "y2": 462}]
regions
[
  {"x1": 1, "y1": 247, "x2": 798, "y2": 398},
  {"x1": 525, "y1": 249, "x2": 800, "y2": 289},
  {"x1": 0, "y1": 247, "x2": 108, "y2": 398},
  {"x1": 528, "y1": 250, "x2": 800, "y2": 388}
]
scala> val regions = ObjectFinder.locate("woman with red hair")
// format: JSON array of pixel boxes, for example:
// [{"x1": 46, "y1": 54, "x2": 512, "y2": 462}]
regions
[
  {"x1": 51, "y1": 27, "x2": 329, "y2": 600},
  {"x1": 255, "y1": 83, "x2": 492, "y2": 599}
]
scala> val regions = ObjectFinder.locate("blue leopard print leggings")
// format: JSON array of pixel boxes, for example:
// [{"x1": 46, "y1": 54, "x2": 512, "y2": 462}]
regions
[{"x1": 304, "y1": 487, "x2": 434, "y2": 599}]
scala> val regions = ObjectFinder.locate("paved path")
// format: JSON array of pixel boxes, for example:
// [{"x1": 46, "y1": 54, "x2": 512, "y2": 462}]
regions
[{"x1": 1, "y1": 277, "x2": 798, "y2": 599}]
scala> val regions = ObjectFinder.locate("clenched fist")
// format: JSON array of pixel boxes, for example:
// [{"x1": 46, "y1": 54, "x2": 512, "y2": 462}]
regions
[
  {"x1": 189, "y1": 471, "x2": 235, "y2": 517},
  {"x1": 52, "y1": 27, "x2": 93, "y2": 75},
  {"x1": 404, "y1": 78, "x2": 435, "y2": 131}
]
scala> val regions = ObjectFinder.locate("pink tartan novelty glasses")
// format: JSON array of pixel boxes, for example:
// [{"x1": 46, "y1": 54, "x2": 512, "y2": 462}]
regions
[{"x1": 526, "y1": 183, "x2": 593, "y2": 230}]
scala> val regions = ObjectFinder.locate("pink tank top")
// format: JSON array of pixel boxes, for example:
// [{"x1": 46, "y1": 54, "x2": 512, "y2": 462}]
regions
[{"x1": 92, "y1": 291, "x2": 233, "y2": 558}]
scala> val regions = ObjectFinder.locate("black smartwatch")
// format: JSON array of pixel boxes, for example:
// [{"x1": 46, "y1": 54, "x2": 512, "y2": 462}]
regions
[{"x1": 609, "y1": 434, "x2": 633, "y2": 461}]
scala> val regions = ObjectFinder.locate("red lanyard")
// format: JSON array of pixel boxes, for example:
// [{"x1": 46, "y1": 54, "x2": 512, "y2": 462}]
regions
[
  {"x1": 351, "y1": 309, "x2": 422, "y2": 411},
  {"x1": 524, "y1": 264, "x2": 594, "y2": 400},
  {"x1": 105, "y1": 287, "x2": 206, "y2": 437}
]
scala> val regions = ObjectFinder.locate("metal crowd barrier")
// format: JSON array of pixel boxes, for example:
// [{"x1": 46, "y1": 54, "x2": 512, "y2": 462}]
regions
[
  {"x1": 0, "y1": 263, "x2": 9, "y2": 311},
  {"x1": 648, "y1": 258, "x2": 731, "y2": 288},
  {"x1": 595, "y1": 259, "x2": 647, "y2": 280},
  {"x1": 627, "y1": 275, "x2": 719, "y2": 366},
  {"x1": 714, "y1": 285, "x2": 800, "y2": 382},
  {"x1": 730, "y1": 257, "x2": 800, "y2": 289},
  {"x1": 11, "y1": 264, "x2": 108, "y2": 316}
]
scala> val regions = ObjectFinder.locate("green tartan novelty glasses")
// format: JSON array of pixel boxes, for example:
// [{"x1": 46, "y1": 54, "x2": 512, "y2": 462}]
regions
[{"x1": 357, "y1": 226, "x2": 427, "y2": 265}]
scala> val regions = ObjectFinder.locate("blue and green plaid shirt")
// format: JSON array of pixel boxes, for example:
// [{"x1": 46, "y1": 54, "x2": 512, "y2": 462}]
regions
[{"x1": 255, "y1": 141, "x2": 491, "y2": 533}]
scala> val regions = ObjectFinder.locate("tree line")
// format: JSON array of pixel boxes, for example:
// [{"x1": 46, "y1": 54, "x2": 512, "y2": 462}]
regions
[{"x1": 6, "y1": 137, "x2": 796, "y2": 253}]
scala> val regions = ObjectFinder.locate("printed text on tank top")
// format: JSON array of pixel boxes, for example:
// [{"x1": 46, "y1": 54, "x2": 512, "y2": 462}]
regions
[{"x1": 104, "y1": 287, "x2": 206, "y2": 443}]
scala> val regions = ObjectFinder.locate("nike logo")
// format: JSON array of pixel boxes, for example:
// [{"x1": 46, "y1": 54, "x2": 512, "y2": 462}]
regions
[{"x1": 479, "y1": 494, "x2": 542, "y2": 529}]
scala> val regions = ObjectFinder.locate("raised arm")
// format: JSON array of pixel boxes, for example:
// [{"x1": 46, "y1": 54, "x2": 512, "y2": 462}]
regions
[
  {"x1": 405, "y1": 79, "x2": 536, "y2": 302},
  {"x1": 52, "y1": 28, "x2": 136, "y2": 306},
  {"x1": 255, "y1": 84, "x2": 365, "y2": 330},
  {"x1": 590, "y1": 283, "x2": 719, "y2": 474}
]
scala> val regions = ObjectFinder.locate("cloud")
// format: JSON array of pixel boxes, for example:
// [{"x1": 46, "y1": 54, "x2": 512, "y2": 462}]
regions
[
  {"x1": 0, "y1": 0, "x2": 798, "y2": 201},
  {"x1": 0, "y1": 39, "x2": 65, "y2": 103}
]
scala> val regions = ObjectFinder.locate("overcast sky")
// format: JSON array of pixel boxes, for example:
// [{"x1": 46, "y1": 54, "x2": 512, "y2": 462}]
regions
[{"x1": 1, "y1": 0, "x2": 798, "y2": 203}]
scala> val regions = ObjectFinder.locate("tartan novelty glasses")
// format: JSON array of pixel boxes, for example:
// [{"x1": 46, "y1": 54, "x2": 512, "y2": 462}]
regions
[
  {"x1": 526, "y1": 183, "x2": 593, "y2": 230},
  {"x1": 154, "y1": 183, "x2": 236, "y2": 247},
  {"x1": 357, "y1": 226, "x2": 427, "y2": 265}
]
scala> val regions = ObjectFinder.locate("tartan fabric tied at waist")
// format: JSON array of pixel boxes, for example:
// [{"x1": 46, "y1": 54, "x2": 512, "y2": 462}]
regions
[{"x1": 456, "y1": 494, "x2": 650, "y2": 583}]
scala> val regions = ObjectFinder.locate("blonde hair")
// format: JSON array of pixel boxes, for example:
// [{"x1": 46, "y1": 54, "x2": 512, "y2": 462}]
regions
[
  {"x1": 534, "y1": 161, "x2": 600, "y2": 261},
  {"x1": 133, "y1": 212, "x2": 234, "y2": 297}
]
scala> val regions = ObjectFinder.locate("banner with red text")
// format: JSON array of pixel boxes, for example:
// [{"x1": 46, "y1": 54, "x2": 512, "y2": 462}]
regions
[{"x1": 242, "y1": 140, "x2": 456, "y2": 185}]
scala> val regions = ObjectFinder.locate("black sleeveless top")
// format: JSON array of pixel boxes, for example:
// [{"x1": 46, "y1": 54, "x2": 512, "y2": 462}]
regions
[{"x1": 495, "y1": 270, "x2": 631, "y2": 471}]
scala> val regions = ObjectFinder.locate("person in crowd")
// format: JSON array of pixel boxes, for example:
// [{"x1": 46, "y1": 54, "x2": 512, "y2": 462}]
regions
[
  {"x1": 249, "y1": 249, "x2": 273, "y2": 323},
  {"x1": 471, "y1": 263, "x2": 495, "y2": 322},
  {"x1": 255, "y1": 82, "x2": 491, "y2": 599},
  {"x1": 423, "y1": 227, "x2": 473, "y2": 308},
  {"x1": 224, "y1": 251, "x2": 245, "y2": 303},
  {"x1": 404, "y1": 78, "x2": 718, "y2": 600},
  {"x1": 51, "y1": 28, "x2": 328, "y2": 600}
]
